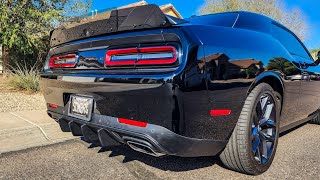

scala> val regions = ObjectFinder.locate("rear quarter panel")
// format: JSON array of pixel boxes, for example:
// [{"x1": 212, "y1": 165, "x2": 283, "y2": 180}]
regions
[{"x1": 183, "y1": 24, "x2": 305, "y2": 140}]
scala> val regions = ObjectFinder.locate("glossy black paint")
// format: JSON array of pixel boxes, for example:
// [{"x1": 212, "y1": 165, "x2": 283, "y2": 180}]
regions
[
  {"x1": 50, "y1": 4, "x2": 172, "y2": 47},
  {"x1": 41, "y1": 11, "x2": 320, "y2": 156},
  {"x1": 48, "y1": 111, "x2": 227, "y2": 157}
]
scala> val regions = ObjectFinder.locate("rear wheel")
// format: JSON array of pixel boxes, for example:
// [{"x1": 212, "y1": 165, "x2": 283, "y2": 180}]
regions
[{"x1": 219, "y1": 83, "x2": 280, "y2": 175}]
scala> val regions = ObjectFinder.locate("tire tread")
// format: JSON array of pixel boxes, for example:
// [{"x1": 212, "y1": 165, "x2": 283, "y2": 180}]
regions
[{"x1": 219, "y1": 83, "x2": 279, "y2": 175}]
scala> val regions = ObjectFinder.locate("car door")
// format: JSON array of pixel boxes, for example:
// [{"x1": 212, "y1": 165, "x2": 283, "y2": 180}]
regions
[
  {"x1": 271, "y1": 24, "x2": 303, "y2": 126},
  {"x1": 299, "y1": 57, "x2": 320, "y2": 118},
  {"x1": 272, "y1": 23, "x2": 320, "y2": 120}
]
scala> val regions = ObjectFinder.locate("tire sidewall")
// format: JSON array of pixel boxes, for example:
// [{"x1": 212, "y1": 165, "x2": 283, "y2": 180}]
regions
[{"x1": 246, "y1": 84, "x2": 281, "y2": 174}]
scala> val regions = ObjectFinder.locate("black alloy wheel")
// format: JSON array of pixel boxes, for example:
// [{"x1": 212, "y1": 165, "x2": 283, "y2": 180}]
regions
[
  {"x1": 220, "y1": 83, "x2": 281, "y2": 175},
  {"x1": 251, "y1": 93, "x2": 277, "y2": 164}
]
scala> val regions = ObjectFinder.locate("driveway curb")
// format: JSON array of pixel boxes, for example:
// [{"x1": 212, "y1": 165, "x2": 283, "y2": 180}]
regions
[{"x1": 0, "y1": 110, "x2": 76, "y2": 154}]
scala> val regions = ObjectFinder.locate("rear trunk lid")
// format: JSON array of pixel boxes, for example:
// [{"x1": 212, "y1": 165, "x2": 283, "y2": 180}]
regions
[
  {"x1": 51, "y1": 4, "x2": 177, "y2": 47},
  {"x1": 46, "y1": 5, "x2": 188, "y2": 73}
]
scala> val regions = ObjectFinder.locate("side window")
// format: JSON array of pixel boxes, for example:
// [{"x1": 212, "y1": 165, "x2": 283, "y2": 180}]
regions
[{"x1": 271, "y1": 24, "x2": 310, "y2": 59}]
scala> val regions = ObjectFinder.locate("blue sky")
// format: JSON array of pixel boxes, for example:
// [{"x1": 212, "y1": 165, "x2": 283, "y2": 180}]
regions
[
  {"x1": 90, "y1": 0, "x2": 320, "y2": 50},
  {"x1": 285, "y1": 0, "x2": 320, "y2": 50}
]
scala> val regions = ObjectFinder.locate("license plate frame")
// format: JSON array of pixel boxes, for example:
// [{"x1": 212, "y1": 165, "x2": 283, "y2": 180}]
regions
[{"x1": 68, "y1": 95, "x2": 94, "y2": 121}]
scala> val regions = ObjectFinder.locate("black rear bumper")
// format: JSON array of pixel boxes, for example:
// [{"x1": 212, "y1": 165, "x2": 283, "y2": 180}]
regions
[{"x1": 48, "y1": 110, "x2": 227, "y2": 157}]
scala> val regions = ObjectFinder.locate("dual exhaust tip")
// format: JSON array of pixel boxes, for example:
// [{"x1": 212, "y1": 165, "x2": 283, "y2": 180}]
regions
[
  {"x1": 57, "y1": 118, "x2": 165, "y2": 157},
  {"x1": 125, "y1": 138, "x2": 165, "y2": 157}
]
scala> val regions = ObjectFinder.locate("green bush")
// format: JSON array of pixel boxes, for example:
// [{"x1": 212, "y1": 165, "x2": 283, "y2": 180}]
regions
[{"x1": 9, "y1": 64, "x2": 40, "y2": 93}]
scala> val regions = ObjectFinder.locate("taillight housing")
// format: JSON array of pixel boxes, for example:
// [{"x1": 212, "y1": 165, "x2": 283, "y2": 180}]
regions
[
  {"x1": 49, "y1": 54, "x2": 77, "y2": 68},
  {"x1": 105, "y1": 46, "x2": 177, "y2": 67}
]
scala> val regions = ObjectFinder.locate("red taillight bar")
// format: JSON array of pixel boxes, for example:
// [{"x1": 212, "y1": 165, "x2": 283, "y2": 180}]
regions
[
  {"x1": 48, "y1": 103, "x2": 58, "y2": 109},
  {"x1": 105, "y1": 46, "x2": 177, "y2": 66},
  {"x1": 118, "y1": 118, "x2": 148, "y2": 128},
  {"x1": 49, "y1": 54, "x2": 77, "y2": 68}
]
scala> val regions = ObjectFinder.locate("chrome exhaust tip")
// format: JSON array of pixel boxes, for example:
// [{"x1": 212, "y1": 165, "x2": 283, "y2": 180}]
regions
[{"x1": 126, "y1": 141, "x2": 165, "y2": 157}]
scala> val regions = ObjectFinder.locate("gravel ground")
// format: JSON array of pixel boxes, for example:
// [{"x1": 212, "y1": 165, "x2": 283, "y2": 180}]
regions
[
  {"x1": 0, "y1": 77, "x2": 46, "y2": 112},
  {"x1": 1, "y1": 124, "x2": 320, "y2": 179},
  {"x1": 0, "y1": 92, "x2": 46, "y2": 112}
]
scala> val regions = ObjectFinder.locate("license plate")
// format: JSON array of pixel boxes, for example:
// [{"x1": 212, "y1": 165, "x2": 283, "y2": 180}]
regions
[{"x1": 68, "y1": 95, "x2": 93, "y2": 121}]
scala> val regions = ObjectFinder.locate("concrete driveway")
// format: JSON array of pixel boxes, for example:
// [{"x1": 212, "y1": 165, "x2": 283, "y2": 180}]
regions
[
  {"x1": 0, "y1": 110, "x2": 75, "y2": 153},
  {"x1": 1, "y1": 123, "x2": 320, "y2": 179}
]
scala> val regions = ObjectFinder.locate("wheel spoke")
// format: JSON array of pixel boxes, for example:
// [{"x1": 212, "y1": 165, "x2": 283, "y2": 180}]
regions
[
  {"x1": 266, "y1": 119, "x2": 276, "y2": 127},
  {"x1": 259, "y1": 119, "x2": 276, "y2": 128},
  {"x1": 261, "y1": 137, "x2": 268, "y2": 161},
  {"x1": 259, "y1": 118, "x2": 268, "y2": 126},
  {"x1": 261, "y1": 156, "x2": 268, "y2": 164},
  {"x1": 260, "y1": 95, "x2": 269, "y2": 114},
  {"x1": 263, "y1": 103, "x2": 274, "y2": 120},
  {"x1": 253, "y1": 112, "x2": 259, "y2": 126},
  {"x1": 267, "y1": 128, "x2": 274, "y2": 137},
  {"x1": 259, "y1": 131, "x2": 275, "y2": 142},
  {"x1": 256, "y1": 101, "x2": 263, "y2": 118},
  {"x1": 251, "y1": 93, "x2": 277, "y2": 165},
  {"x1": 256, "y1": 145, "x2": 262, "y2": 163},
  {"x1": 252, "y1": 127, "x2": 260, "y2": 153},
  {"x1": 252, "y1": 136, "x2": 260, "y2": 153},
  {"x1": 260, "y1": 96, "x2": 268, "y2": 109}
]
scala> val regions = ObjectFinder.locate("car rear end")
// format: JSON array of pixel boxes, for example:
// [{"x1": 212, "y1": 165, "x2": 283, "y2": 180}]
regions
[{"x1": 41, "y1": 4, "x2": 227, "y2": 157}]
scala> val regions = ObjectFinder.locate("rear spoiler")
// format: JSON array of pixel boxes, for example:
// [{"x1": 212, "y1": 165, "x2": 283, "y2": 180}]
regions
[{"x1": 50, "y1": 4, "x2": 173, "y2": 47}]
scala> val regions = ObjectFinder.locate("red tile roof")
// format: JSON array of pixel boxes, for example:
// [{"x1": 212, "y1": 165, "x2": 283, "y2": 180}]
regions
[{"x1": 230, "y1": 59, "x2": 262, "y2": 68}]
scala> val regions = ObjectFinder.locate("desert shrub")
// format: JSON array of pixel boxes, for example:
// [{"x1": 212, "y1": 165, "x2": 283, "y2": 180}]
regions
[{"x1": 9, "y1": 63, "x2": 40, "y2": 93}]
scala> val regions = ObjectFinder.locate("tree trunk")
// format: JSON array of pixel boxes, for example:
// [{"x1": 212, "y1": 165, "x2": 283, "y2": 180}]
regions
[
  {"x1": 2, "y1": 1, "x2": 12, "y2": 77},
  {"x1": 2, "y1": 46, "x2": 10, "y2": 77}
]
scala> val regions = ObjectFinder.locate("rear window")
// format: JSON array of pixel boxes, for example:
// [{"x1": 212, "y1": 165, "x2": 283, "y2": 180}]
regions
[{"x1": 188, "y1": 13, "x2": 239, "y2": 27}]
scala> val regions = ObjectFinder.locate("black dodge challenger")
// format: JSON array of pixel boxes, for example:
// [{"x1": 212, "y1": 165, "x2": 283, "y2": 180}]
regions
[{"x1": 41, "y1": 5, "x2": 320, "y2": 175}]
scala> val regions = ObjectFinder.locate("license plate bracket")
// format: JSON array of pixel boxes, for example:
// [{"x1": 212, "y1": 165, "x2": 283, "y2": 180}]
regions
[{"x1": 68, "y1": 95, "x2": 94, "y2": 121}]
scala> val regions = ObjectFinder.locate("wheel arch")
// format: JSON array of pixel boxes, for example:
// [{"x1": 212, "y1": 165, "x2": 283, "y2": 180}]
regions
[{"x1": 248, "y1": 71, "x2": 285, "y2": 114}]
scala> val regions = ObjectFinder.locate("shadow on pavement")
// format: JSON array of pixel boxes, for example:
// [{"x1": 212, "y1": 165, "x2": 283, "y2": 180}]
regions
[
  {"x1": 83, "y1": 140, "x2": 224, "y2": 172},
  {"x1": 79, "y1": 122, "x2": 311, "y2": 173},
  {"x1": 280, "y1": 122, "x2": 307, "y2": 137}
]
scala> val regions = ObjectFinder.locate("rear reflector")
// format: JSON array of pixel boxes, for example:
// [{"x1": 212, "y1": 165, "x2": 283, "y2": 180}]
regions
[
  {"x1": 210, "y1": 110, "x2": 231, "y2": 116},
  {"x1": 49, "y1": 54, "x2": 77, "y2": 68},
  {"x1": 49, "y1": 103, "x2": 58, "y2": 109},
  {"x1": 105, "y1": 46, "x2": 177, "y2": 66},
  {"x1": 118, "y1": 118, "x2": 148, "y2": 128}
]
